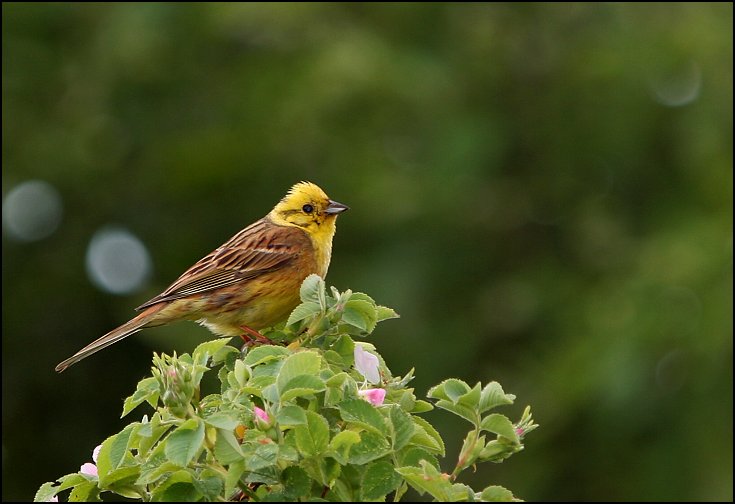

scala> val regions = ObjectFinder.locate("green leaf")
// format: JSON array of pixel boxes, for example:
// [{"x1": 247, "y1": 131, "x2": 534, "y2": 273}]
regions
[
  {"x1": 276, "y1": 351, "x2": 322, "y2": 394},
  {"x1": 33, "y1": 482, "x2": 58, "y2": 502},
  {"x1": 300, "y1": 273, "x2": 325, "y2": 307},
  {"x1": 301, "y1": 456, "x2": 341, "y2": 487},
  {"x1": 193, "y1": 470, "x2": 224, "y2": 501},
  {"x1": 282, "y1": 466, "x2": 312, "y2": 499},
  {"x1": 347, "y1": 430, "x2": 391, "y2": 465},
  {"x1": 376, "y1": 305, "x2": 400, "y2": 321},
  {"x1": 479, "y1": 381, "x2": 516, "y2": 413},
  {"x1": 247, "y1": 442, "x2": 279, "y2": 470},
  {"x1": 433, "y1": 399, "x2": 479, "y2": 426},
  {"x1": 398, "y1": 447, "x2": 440, "y2": 470},
  {"x1": 387, "y1": 406, "x2": 414, "y2": 451},
  {"x1": 165, "y1": 418, "x2": 205, "y2": 467},
  {"x1": 276, "y1": 405, "x2": 307, "y2": 426},
  {"x1": 224, "y1": 461, "x2": 245, "y2": 499},
  {"x1": 328, "y1": 430, "x2": 361, "y2": 464},
  {"x1": 480, "y1": 414, "x2": 520, "y2": 444},
  {"x1": 444, "y1": 379, "x2": 472, "y2": 403},
  {"x1": 193, "y1": 337, "x2": 232, "y2": 364},
  {"x1": 396, "y1": 460, "x2": 472, "y2": 502},
  {"x1": 409, "y1": 416, "x2": 445, "y2": 455},
  {"x1": 138, "y1": 414, "x2": 171, "y2": 457},
  {"x1": 342, "y1": 299, "x2": 378, "y2": 332},
  {"x1": 279, "y1": 374, "x2": 326, "y2": 402},
  {"x1": 68, "y1": 480, "x2": 99, "y2": 502},
  {"x1": 243, "y1": 345, "x2": 291, "y2": 366},
  {"x1": 338, "y1": 399, "x2": 386, "y2": 434},
  {"x1": 286, "y1": 301, "x2": 322, "y2": 326},
  {"x1": 481, "y1": 485, "x2": 516, "y2": 502},
  {"x1": 56, "y1": 473, "x2": 87, "y2": 492},
  {"x1": 294, "y1": 410, "x2": 330, "y2": 457},
  {"x1": 97, "y1": 424, "x2": 136, "y2": 478},
  {"x1": 155, "y1": 470, "x2": 202, "y2": 502},
  {"x1": 458, "y1": 382, "x2": 482, "y2": 408},
  {"x1": 349, "y1": 292, "x2": 377, "y2": 305},
  {"x1": 214, "y1": 428, "x2": 245, "y2": 465},
  {"x1": 361, "y1": 460, "x2": 402, "y2": 500},
  {"x1": 411, "y1": 400, "x2": 434, "y2": 413},
  {"x1": 122, "y1": 377, "x2": 160, "y2": 417},
  {"x1": 234, "y1": 359, "x2": 249, "y2": 387},
  {"x1": 203, "y1": 412, "x2": 239, "y2": 430}
]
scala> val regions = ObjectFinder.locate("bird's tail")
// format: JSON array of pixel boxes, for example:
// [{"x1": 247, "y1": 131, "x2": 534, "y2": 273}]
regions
[{"x1": 55, "y1": 304, "x2": 164, "y2": 373}]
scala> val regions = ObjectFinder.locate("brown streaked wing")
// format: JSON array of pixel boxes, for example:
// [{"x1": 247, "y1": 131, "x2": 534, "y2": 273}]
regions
[{"x1": 135, "y1": 219, "x2": 309, "y2": 310}]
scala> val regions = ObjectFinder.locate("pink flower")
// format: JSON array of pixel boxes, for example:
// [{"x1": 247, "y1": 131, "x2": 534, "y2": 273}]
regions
[
  {"x1": 80, "y1": 462, "x2": 98, "y2": 477},
  {"x1": 80, "y1": 444, "x2": 102, "y2": 477},
  {"x1": 354, "y1": 345, "x2": 380, "y2": 384},
  {"x1": 254, "y1": 406, "x2": 269, "y2": 422},
  {"x1": 358, "y1": 388, "x2": 386, "y2": 406}
]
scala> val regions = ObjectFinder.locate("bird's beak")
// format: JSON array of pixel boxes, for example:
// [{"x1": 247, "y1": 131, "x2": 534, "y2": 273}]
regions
[{"x1": 325, "y1": 199, "x2": 349, "y2": 215}]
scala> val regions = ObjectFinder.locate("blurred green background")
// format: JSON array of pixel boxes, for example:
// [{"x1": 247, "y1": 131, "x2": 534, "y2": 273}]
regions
[{"x1": 3, "y1": 3, "x2": 732, "y2": 501}]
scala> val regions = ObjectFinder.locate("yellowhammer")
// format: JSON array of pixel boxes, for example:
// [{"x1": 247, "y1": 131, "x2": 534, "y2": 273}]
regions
[{"x1": 55, "y1": 181, "x2": 348, "y2": 372}]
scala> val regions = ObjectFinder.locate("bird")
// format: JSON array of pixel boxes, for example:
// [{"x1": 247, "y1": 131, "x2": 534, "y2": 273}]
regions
[{"x1": 55, "y1": 181, "x2": 348, "y2": 372}]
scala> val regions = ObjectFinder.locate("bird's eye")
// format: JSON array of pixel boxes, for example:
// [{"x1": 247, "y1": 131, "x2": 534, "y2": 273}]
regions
[{"x1": 302, "y1": 204, "x2": 314, "y2": 214}]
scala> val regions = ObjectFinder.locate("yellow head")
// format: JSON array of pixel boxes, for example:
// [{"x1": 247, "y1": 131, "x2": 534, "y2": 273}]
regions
[{"x1": 268, "y1": 182, "x2": 349, "y2": 238}]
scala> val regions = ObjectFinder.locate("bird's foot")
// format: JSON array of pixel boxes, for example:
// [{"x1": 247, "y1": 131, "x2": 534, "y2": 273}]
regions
[{"x1": 238, "y1": 325, "x2": 275, "y2": 347}]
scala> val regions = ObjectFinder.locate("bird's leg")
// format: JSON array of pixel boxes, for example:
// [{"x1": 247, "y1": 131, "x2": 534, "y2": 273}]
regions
[{"x1": 239, "y1": 325, "x2": 274, "y2": 346}]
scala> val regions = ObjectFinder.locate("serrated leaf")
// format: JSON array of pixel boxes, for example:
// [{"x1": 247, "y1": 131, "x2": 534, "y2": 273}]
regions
[
  {"x1": 458, "y1": 382, "x2": 482, "y2": 408},
  {"x1": 203, "y1": 412, "x2": 240, "y2": 430},
  {"x1": 243, "y1": 345, "x2": 291, "y2": 366},
  {"x1": 276, "y1": 405, "x2": 307, "y2": 426},
  {"x1": 68, "y1": 480, "x2": 99, "y2": 502},
  {"x1": 225, "y1": 461, "x2": 245, "y2": 499},
  {"x1": 481, "y1": 485, "x2": 516, "y2": 501},
  {"x1": 300, "y1": 274, "x2": 325, "y2": 306},
  {"x1": 214, "y1": 428, "x2": 245, "y2": 465},
  {"x1": 156, "y1": 470, "x2": 202, "y2": 502},
  {"x1": 34, "y1": 482, "x2": 58, "y2": 502},
  {"x1": 338, "y1": 399, "x2": 386, "y2": 434},
  {"x1": 342, "y1": 299, "x2": 378, "y2": 332},
  {"x1": 193, "y1": 471, "x2": 224, "y2": 501},
  {"x1": 193, "y1": 338, "x2": 232, "y2": 365},
  {"x1": 411, "y1": 416, "x2": 445, "y2": 456},
  {"x1": 398, "y1": 447, "x2": 440, "y2": 470},
  {"x1": 97, "y1": 424, "x2": 136, "y2": 478},
  {"x1": 361, "y1": 460, "x2": 402, "y2": 500},
  {"x1": 276, "y1": 351, "x2": 322, "y2": 394},
  {"x1": 376, "y1": 305, "x2": 400, "y2": 321},
  {"x1": 387, "y1": 406, "x2": 414, "y2": 451},
  {"x1": 396, "y1": 460, "x2": 472, "y2": 502},
  {"x1": 479, "y1": 381, "x2": 515, "y2": 413},
  {"x1": 122, "y1": 377, "x2": 160, "y2": 417},
  {"x1": 411, "y1": 400, "x2": 434, "y2": 413},
  {"x1": 480, "y1": 414, "x2": 520, "y2": 444},
  {"x1": 279, "y1": 374, "x2": 326, "y2": 402},
  {"x1": 247, "y1": 442, "x2": 279, "y2": 471},
  {"x1": 347, "y1": 430, "x2": 391, "y2": 465},
  {"x1": 165, "y1": 418, "x2": 205, "y2": 467},
  {"x1": 301, "y1": 456, "x2": 341, "y2": 487},
  {"x1": 294, "y1": 410, "x2": 330, "y2": 457},
  {"x1": 433, "y1": 399, "x2": 480, "y2": 426},
  {"x1": 100, "y1": 465, "x2": 140, "y2": 490},
  {"x1": 328, "y1": 430, "x2": 361, "y2": 464},
  {"x1": 282, "y1": 466, "x2": 312, "y2": 499},
  {"x1": 444, "y1": 379, "x2": 472, "y2": 403},
  {"x1": 287, "y1": 301, "x2": 322, "y2": 326},
  {"x1": 56, "y1": 473, "x2": 88, "y2": 492}
]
